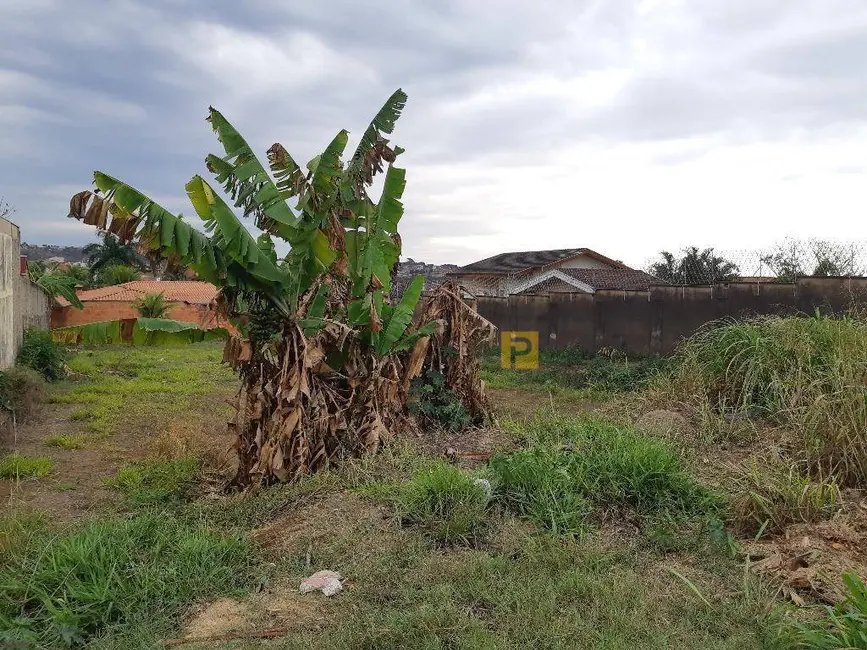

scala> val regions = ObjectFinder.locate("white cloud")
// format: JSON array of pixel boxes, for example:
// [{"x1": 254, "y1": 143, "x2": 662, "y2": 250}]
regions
[{"x1": 1, "y1": 0, "x2": 866, "y2": 267}]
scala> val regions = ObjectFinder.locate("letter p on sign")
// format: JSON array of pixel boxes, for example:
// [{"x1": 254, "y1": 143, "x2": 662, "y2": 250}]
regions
[{"x1": 501, "y1": 331, "x2": 539, "y2": 370}]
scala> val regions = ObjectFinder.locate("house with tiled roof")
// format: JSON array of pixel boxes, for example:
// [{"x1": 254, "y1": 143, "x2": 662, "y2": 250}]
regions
[
  {"x1": 447, "y1": 248, "x2": 662, "y2": 296},
  {"x1": 51, "y1": 281, "x2": 231, "y2": 330}
]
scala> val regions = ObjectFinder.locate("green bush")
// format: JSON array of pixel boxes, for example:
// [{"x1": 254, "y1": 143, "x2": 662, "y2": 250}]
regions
[
  {"x1": 408, "y1": 370, "x2": 472, "y2": 431},
  {"x1": 105, "y1": 457, "x2": 200, "y2": 505},
  {"x1": 663, "y1": 314, "x2": 867, "y2": 484},
  {"x1": 0, "y1": 453, "x2": 53, "y2": 479},
  {"x1": 491, "y1": 415, "x2": 714, "y2": 535},
  {"x1": 94, "y1": 263, "x2": 140, "y2": 287},
  {"x1": 0, "y1": 366, "x2": 45, "y2": 421},
  {"x1": 787, "y1": 573, "x2": 867, "y2": 648},
  {"x1": 0, "y1": 512, "x2": 254, "y2": 647},
  {"x1": 396, "y1": 463, "x2": 489, "y2": 544},
  {"x1": 17, "y1": 328, "x2": 65, "y2": 381}
]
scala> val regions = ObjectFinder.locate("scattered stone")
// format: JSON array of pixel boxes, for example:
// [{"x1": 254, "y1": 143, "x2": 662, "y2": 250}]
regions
[
  {"x1": 636, "y1": 409, "x2": 688, "y2": 437},
  {"x1": 300, "y1": 570, "x2": 343, "y2": 597}
]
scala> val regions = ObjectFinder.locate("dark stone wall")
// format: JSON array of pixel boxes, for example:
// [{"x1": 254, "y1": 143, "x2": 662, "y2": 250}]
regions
[{"x1": 476, "y1": 278, "x2": 867, "y2": 356}]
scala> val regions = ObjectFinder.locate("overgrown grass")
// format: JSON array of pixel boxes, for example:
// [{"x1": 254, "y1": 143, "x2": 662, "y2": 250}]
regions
[
  {"x1": 661, "y1": 313, "x2": 867, "y2": 484},
  {"x1": 729, "y1": 458, "x2": 842, "y2": 535},
  {"x1": 53, "y1": 343, "x2": 235, "y2": 436},
  {"x1": 0, "y1": 366, "x2": 45, "y2": 422},
  {"x1": 394, "y1": 463, "x2": 490, "y2": 545},
  {"x1": 0, "y1": 453, "x2": 53, "y2": 479},
  {"x1": 255, "y1": 501, "x2": 779, "y2": 650},
  {"x1": 0, "y1": 511, "x2": 257, "y2": 648},
  {"x1": 106, "y1": 457, "x2": 201, "y2": 505},
  {"x1": 786, "y1": 572, "x2": 867, "y2": 648},
  {"x1": 44, "y1": 434, "x2": 87, "y2": 450},
  {"x1": 490, "y1": 415, "x2": 717, "y2": 536},
  {"x1": 482, "y1": 348, "x2": 670, "y2": 396}
]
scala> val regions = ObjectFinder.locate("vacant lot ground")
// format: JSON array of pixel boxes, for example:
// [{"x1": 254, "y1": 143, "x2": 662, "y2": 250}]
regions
[{"x1": 1, "y1": 332, "x2": 864, "y2": 648}]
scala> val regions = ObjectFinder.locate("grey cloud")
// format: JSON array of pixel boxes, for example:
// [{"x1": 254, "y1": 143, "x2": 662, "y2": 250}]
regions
[{"x1": 2, "y1": 0, "x2": 867, "y2": 259}]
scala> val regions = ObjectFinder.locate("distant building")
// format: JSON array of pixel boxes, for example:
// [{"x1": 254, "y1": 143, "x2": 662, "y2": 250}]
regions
[
  {"x1": 447, "y1": 247, "x2": 662, "y2": 297},
  {"x1": 51, "y1": 281, "x2": 232, "y2": 330}
]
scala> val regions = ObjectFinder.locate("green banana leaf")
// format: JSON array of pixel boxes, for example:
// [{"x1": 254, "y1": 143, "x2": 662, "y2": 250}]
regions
[{"x1": 53, "y1": 318, "x2": 229, "y2": 346}]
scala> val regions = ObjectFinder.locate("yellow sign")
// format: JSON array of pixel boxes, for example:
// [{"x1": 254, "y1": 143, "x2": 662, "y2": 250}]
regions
[{"x1": 500, "y1": 331, "x2": 539, "y2": 370}]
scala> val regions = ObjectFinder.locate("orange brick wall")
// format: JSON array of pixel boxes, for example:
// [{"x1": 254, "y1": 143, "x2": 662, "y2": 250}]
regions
[{"x1": 51, "y1": 301, "x2": 234, "y2": 332}]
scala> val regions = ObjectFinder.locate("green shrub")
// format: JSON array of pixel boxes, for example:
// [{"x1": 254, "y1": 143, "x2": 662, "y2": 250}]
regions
[
  {"x1": 105, "y1": 457, "x2": 200, "y2": 505},
  {"x1": 663, "y1": 314, "x2": 867, "y2": 484},
  {"x1": 787, "y1": 573, "x2": 867, "y2": 648},
  {"x1": 17, "y1": 328, "x2": 65, "y2": 381},
  {"x1": 408, "y1": 370, "x2": 472, "y2": 431},
  {"x1": 0, "y1": 512, "x2": 254, "y2": 647},
  {"x1": 396, "y1": 463, "x2": 489, "y2": 544},
  {"x1": 0, "y1": 366, "x2": 45, "y2": 421},
  {"x1": 0, "y1": 453, "x2": 53, "y2": 479},
  {"x1": 94, "y1": 263, "x2": 140, "y2": 287},
  {"x1": 491, "y1": 415, "x2": 714, "y2": 535}
]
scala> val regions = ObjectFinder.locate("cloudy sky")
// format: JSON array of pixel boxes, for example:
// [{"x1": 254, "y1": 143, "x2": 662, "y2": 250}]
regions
[{"x1": 1, "y1": 0, "x2": 866, "y2": 267}]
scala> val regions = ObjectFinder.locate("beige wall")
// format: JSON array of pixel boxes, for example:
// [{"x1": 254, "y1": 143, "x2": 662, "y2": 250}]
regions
[{"x1": 0, "y1": 217, "x2": 51, "y2": 369}]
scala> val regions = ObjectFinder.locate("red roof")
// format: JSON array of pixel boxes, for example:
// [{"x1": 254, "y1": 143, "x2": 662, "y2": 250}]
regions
[{"x1": 56, "y1": 281, "x2": 219, "y2": 307}]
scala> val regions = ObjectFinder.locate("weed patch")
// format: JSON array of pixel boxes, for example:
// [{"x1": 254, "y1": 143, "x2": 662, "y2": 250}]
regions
[
  {"x1": 106, "y1": 457, "x2": 200, "y2": 505},
  {"x1": 662, "y1": 314, "x2": 867, "y2": 484},
  {"x1": 0, "y1": 367, "x2": 45, "y2": 422},
  {"x1": 786, "y1": 572, "x2": 867, "y2": 649},
  {"x1": 0, "y1": 512, "x2": 256, "y2": 647},
  {"x1": 44, "y1": 434, "x2": 87, "y2": 450},
  {"x1": 729, "y1": 459, "x2": 842, "y2": 535},
  {"x1": 491, "y1": 415, "x2": 716, "y2": 535},
  {"x1": 394, "y1": 463, "x2": 490, "y2": 544},
  {"x1": 0, "y1": 453, "x2": 53, "y2": 479}
]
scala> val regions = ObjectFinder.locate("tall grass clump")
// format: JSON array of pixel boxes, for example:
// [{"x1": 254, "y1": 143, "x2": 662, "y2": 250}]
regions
[
  {"x1": 663, "y1": 313, "x2": 867, "y2": 484},
  {"x1": 490, "y1": 415, "x2": 715, "y2": 535},
  {"x1": 396, "y1": 463, "x2": 490, "y2": 545},
  {"x1": 786, "y1": 572, "x2": 867, "y2": 648},
  {"x1": 0, "y1": 512, "x2": 255, "y2": 647}
]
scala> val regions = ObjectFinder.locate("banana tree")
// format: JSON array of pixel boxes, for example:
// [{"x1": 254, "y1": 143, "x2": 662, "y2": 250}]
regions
[{"x1": 68, "y1": 90, "x2": 448, "y2": 485}]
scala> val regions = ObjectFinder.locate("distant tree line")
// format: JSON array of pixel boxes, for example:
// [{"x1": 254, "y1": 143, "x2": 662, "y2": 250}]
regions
[{"x1": 648, "y1": 240, "x2": 864, "y2": 285}]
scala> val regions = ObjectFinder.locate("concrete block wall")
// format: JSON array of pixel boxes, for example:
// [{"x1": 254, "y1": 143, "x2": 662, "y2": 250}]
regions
[{"x1": 476, "y1": 277, "x2": 867, "y2": 356}]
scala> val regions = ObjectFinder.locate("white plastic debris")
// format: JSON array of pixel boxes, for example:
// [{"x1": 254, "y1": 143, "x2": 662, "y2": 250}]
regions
[
  {"x1": 473, "y1": 478, "x2": 492, "y2": 500},
  {"x1": 300, "y1": 570, "x2": 344, "y2": 597}
]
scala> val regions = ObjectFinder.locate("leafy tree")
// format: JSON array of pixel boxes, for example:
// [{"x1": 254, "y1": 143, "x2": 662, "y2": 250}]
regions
[
  {"x1": 67, "y1": 89, "x2": 485, "y2": 486},
  {"x1": 134, "y1": 293, "x2": 168, "y2": 319},
  {"x1": 94, "y1": 264, "x2": 140, "y2": 287},
  {"x1": 648, "y1": 247, "x2": 739, "y2": 284},
  {"x1": 83, "y1": 233, "x2": 142, "y2": 275}
]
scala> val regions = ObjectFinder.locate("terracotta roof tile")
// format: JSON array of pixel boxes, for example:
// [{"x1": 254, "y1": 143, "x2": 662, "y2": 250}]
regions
[{"x1": 57, "y1": 281, "x2": 219, "y2": 307}]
